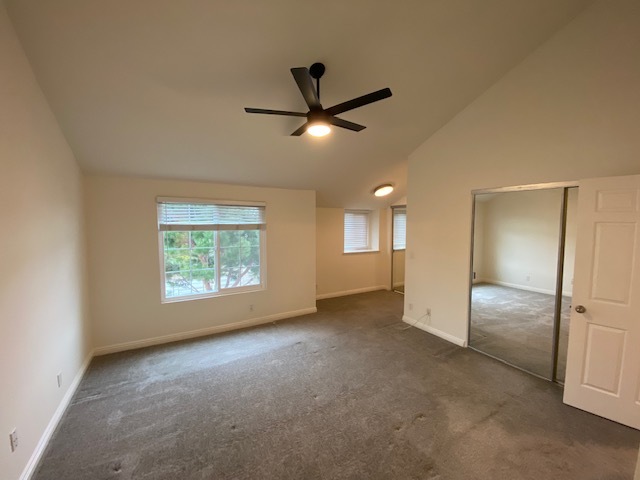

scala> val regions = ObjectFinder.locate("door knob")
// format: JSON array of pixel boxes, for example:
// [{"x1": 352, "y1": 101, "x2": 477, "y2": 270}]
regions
[{"x1": 575, "y1": 305, "x2": 587, "y2": 314}]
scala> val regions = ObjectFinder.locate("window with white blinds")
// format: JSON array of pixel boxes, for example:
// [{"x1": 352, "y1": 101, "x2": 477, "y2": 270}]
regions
[
  {"x1": 344, "y1": 210, "x2": 372, "y2": 252},
  {"x1": 157, "y1": 198, "x2": 265, "y2": 231},
  {"x1": 393, "y1": 208, "x2": 407, "y2": 250},
  {"x1": 157, "y1": 198, "x2": 266, "y2": 302}
]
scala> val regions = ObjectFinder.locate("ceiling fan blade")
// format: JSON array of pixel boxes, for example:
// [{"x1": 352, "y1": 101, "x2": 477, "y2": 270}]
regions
[
  {"x1": 291, "y1": 67, "x2": 321, "y2": 110},
  {"x1": 325, "y1": 88, "x2": 392, "y2": 117},
  {"x1": 329, "y1": 116, "x2": 366, "y2": 132},
  {"x1": 245, "y1": 108, "x2": 307, "y2": 117},
  {"x1": 290, "y1": 123, "x2": 308, "y2": 136}
]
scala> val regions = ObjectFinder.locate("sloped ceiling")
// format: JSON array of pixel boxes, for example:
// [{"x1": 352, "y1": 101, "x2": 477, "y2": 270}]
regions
[{"x1": 5, "y1": 0, "x2": 590, "y2": 208}]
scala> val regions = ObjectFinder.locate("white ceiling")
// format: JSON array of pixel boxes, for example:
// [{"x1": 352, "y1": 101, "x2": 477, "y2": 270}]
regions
[{"x1": 6, "y1": 0, "x2": 590, "y2": 208}]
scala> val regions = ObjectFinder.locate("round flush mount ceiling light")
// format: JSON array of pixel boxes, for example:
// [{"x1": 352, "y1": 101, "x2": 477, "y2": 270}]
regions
[
  {"x1": 374, "y1": 184, "x2": 394, "y2": 197},
  {"x1": 307, "y1": 122, "x2": 331, "y2": 137}
]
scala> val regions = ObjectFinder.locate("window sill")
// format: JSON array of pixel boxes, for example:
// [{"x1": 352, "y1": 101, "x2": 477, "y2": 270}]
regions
[
  {"x1": 343, "y1": 249, "x2": 380, "y2": 255},
  {"x1": 161, "y1": 284, "x2": 265, "y2": 304}
]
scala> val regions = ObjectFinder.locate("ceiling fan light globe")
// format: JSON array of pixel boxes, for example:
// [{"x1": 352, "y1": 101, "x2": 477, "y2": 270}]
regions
[{"x1": 307, "y1": 123, "x2": 331, "y2": 137}]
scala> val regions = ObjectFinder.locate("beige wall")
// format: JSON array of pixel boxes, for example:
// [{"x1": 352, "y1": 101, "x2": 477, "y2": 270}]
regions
[
  {"x1": 474, "y1": 188, "x2": 577, "y2": 296},
  {"x1": 85, "y1": 175, "x2": 316, "y2": 351},
  {"x1": 562, "y1": 188, "x2": 578, "y2": 296},
  {"x1": 0, "y1": 4, "x2": 91, "y2": 479},
  {"x1": 316, "y1": 208, "x2": 390, "y2": 298},
  {"x1": 405, "y1": 0, "x2": 640, "y2": 344},
  {"x1": 392, "y1": 250, "x2": 405, "y2": 288},
  {"x1": 472, "y1": 201, "x2": 485, "y2": 283}
]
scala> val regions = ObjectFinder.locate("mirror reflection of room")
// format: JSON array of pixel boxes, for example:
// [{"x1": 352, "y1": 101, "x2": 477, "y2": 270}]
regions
[
  {"x1": 469, "y1": 188, "x2": 577, "y2": 381},
  {"x1": 392, "y1": 206, "x2": 406, "y2": 294}
]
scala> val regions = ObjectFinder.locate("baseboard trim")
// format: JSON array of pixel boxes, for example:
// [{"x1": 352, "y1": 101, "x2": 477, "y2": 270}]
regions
[
  {"x1": 21, "y1": 351, "x2": 94, "y2": 480},
  {"x1": 402, "y1": 315, "x2": 467, "y2": 347},
  {"x1": 481, "y1": 279, "x2": 572, "y2": 297},
  {"x1": 316, "y1": 285, "x2": 388, "y2": 300},
  {"x1": 94, "y1": 307, "x2": 318, "y2": 356}
]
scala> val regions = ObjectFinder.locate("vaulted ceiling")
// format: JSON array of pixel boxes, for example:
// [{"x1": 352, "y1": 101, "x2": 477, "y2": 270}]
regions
[{"x1": 6, "y1": 0, "x2": 590, "y2": 208}]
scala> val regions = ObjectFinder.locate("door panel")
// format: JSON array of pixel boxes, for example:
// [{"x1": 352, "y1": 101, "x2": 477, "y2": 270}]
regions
[
  {"x1": 563, "y1": 174, "x2": 640, "y2": 430},
  {"x1": 596, "y1": 189, "x2": 638, "y2": 211},
  {"x1": 582, "y1": 324, "x2": 625, "y2": 394},
  {"x1": 591, "y1": 223, "x2": 635, "y2": 303}
]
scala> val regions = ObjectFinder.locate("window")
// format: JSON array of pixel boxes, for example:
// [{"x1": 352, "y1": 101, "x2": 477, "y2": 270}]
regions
[
  {"x1": 393, "y1": 207, "x2": 407, "y2": 250},
  {"x1": 157, "y1": 198, "x2": 265, "y2": 302},
  {"x1": 344, "y1": 210, "x2": 372, "y2": 252}
]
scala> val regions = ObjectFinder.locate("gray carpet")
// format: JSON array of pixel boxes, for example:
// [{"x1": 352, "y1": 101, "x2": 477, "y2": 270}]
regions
[
  {"x1": 470, "y1": 283, "x2": 571, "y2": 380},
  {"x1": 34, "y1": 291, "x2": 638, "y2": 479}
]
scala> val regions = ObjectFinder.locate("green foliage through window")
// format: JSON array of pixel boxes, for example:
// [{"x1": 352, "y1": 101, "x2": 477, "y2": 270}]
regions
[{"x1": 163, "y1": 229, "x2": 261, "y2": 299}]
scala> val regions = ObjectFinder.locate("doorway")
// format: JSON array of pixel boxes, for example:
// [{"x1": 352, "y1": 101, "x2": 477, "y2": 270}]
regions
[
  {"x1": 468, "y1": 184, "x2": 577, "y2": 383},
  {"x1": 391, "y1": 206, "x2": 406, "y2": 294}
]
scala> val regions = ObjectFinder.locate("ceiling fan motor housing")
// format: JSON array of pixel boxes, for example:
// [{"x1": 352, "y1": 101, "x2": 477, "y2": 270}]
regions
[
  {"x1": 308, "y1": 110, "x2": 329, "y2": 122},
  {"x1": 309, "y1": 62, "x2": 326, "y2": 80}
]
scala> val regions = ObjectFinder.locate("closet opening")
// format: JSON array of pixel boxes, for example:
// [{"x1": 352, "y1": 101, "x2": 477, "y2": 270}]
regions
[{"x1": 468, "y1": 183, "x2": 578, "y2": 383}]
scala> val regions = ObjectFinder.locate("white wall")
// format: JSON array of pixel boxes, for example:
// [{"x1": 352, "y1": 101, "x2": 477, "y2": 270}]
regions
[
  {"x1": 405, "y1": 0, "x2": 640, "y2": 344},
  {"x1": 0, "y1": 4, "x2": 91, "y2": 479},
  {"x1": 85, "y1": 175, "x2": 316, "y2": 351},
  {"x1": 474, "y1": 188, "x2": 576, "y2": 296},
  {"x1": 316, "y1": 208, "x2": 390, "y2": 298}
]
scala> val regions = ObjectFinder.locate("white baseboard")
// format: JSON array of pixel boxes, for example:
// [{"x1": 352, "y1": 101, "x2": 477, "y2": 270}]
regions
[
  {"x1": 21, "y1": 351, "x2": 94, "y2": 480},
  {"x1": 392, "y1": 281, "x2": 405, "y2": 288},
  {"x1": 94, "y1": 307, "x2": 318, "y2": 356},
  {"x1": 480, "y1": 279, "x2": 572, "y2": 297},
  {"x1": 402, "y1": 315, "x2": 467, "y2": 347},
  {"x1": 316, "y1": 285, "x2": 388, "y2": 300}
]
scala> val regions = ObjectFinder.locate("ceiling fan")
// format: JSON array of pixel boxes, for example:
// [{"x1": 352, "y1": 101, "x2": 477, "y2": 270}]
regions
[{"x1": 244, "y1": 62, "x2": 392, "y2": 137}]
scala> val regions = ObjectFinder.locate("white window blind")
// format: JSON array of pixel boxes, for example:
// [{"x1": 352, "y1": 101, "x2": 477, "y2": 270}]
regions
[
  {"x1": 393, "y1": 208, "x2": 407, "y2": 250},
  {"x1": 157, "y1": 198, "x2": 265, "y2": 231},
  {"x1": 344, "y1": 210, "x2": 371, "y2": 252}
]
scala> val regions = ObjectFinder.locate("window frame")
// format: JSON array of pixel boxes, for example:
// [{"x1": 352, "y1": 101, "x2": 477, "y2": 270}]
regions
[
  {"x1": 392, "y1": 206, "x2": 407, "y2": 251},
  {"x1": 344, "y1": 209, "x2": 377, "y2": 253},
  {"x1": 157, "y1": 197, "x2": 267, "y2": 303}
]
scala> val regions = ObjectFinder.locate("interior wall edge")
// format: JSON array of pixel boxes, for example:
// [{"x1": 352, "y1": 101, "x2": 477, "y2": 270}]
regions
[
  {"x1": 402, "y1": 315, "x2": 467, "y2": 347},
  {"x1": 315, "y1": 285, "x2": 389, "y2": 301},
  {"x1": 19, "y1": 351, "x2": 94, "y2": 480},
  {"x1": 481, "y1": 279, "x2": 572, "y2": 297},
  {"x1": 93, "y1": 307, "x2": 318, "y2": 356}
]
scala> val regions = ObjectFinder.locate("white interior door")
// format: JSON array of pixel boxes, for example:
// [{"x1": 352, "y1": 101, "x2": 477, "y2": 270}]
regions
[{"x1": 563, "y1": 174, "x2": 640, "y2": 429}]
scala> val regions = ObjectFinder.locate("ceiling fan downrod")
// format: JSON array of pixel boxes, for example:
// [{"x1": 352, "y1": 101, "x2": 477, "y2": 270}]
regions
[{"x1": 309, "y1": 62, "x2": 325, "y2": 106}]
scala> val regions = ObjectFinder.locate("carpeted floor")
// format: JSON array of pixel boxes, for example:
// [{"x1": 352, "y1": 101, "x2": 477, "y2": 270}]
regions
[
  {"x1": 470, "y1": 283, "x2": 571, "y2": 380},
  {"x1": 33, "y1": 291, "x2": 638, "y2": 480}
]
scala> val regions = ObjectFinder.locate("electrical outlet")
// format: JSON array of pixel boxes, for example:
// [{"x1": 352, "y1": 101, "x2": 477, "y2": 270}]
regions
[
  {"x1": 9, "y1": 429, "x2": 18, "y2": 452},
  {"x1": 57, "y1": 372, "x2": 62, "y2": 388}
]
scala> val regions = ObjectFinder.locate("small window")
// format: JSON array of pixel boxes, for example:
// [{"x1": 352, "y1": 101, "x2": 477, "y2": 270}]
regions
[
  {"x1": 344, "y1": 210, "x2": 372, "y2": 252},
  {"x1": 393, "y1": 207, "x2": 406, "y2": 250},
  {"x1": 157, "y1": 198, "x2": 266, "y2": 302}
]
